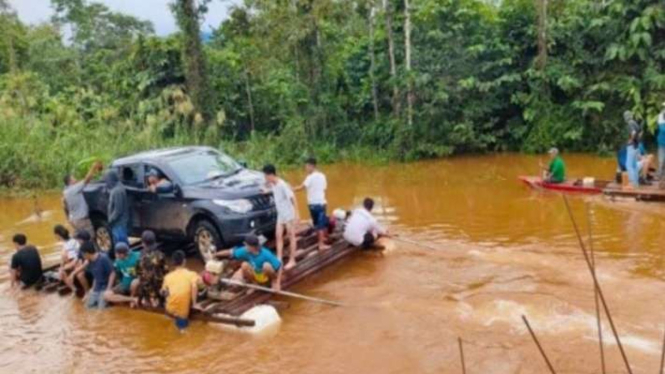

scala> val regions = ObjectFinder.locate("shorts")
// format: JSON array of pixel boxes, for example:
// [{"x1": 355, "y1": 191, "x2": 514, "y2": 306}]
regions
[
  {"x1": 71, "y1": 218, "x2": 95, "y2": 239},
  {"x1": 175, "y1": 317, "x2": 189, "y2": 330},
  {"x1": 277, "y1": 212, "x2": 296, "y2": 226},
  {"x1": 112, "y1": 283, "x2": 131, "y2": 296},
  {"x1": 308, "y1": 204, "x2": 329, "y2": 231},
  {"x1": 86, "y1": 290, "x2": 107, "y2": 309},
  {"x1": 254, "y1": 271, "x2": 269, "y2": 284}
]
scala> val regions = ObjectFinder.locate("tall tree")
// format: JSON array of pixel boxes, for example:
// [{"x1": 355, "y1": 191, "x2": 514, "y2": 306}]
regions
[
  {"x1": 383, "y1": 0, "x2": 400, "y2": 116},
  {"x1": 368, "y1": 2, "x2": 379, "y2": 121},
  {"x1": 403, "y1": 0, "x2": 414, "y2": 129},
  {"x1": 535, "y1": 0, "x2": 548, "y2": 70},
  {"x1": 172, "y1": 0, "x2": 215, "y2": 123}
]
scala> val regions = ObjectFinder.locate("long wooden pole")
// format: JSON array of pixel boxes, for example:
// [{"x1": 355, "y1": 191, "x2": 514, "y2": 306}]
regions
[
  {"x1": 563, "y1": 196, "x2": 633, "y2": 374},
  {"x1": 220, "y1": 278, "x2": 345, "y2": 307},
  {"x1": 522, "y1": 315, "x2": 557, "y2": 374},
  {"x1": 458, "y1": 337, "x2": 467, "y2": 374},
  {"x1": 393, "y1": 236, "x2": 442, "y2": 252},
  {"x1": 587, "y1": 203, "x2": 606, "y2": 374}
]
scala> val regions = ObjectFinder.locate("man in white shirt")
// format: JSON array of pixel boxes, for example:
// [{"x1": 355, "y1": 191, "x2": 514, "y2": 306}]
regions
[
  {"x1": 263, "y1": 164, "x2": 299, "y2": 271},
  {"x1": 343, "y1": 198, "x2": 389, "y2": 249},
  {"x1": 295, "y1": 157, "x2": 331, "y2": 250}
]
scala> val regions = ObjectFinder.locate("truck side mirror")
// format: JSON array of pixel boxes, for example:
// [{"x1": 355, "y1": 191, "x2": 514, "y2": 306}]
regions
[{"x1": 173, "y1": 184, "x2": 183, "y2": 198}]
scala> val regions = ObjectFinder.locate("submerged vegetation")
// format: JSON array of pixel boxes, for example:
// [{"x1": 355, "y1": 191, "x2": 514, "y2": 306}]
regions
[{"x1": 0, "y1": 0, "x2": 664, "y2": 188}]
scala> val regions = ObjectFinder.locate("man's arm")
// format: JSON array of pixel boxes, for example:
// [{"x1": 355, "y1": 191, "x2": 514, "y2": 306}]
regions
[
  {"x1": 107, "y1": 190, "x2": 120, "y2": 224},
  {"x1": 82, "y1": 161, "x2": 104, "y2": 186},
  {"x1": 190, "y1": 278, "x2": 198, "y2": 308},
  {"x1": 214, "y1": 249, "x2": 233, "y2": 259},
  {"x1": 107, "y1": 270, "x2": 116, "y2": 291},
  {"x1": 10, "y1": 268, "x2": 18, "y2": 288}
]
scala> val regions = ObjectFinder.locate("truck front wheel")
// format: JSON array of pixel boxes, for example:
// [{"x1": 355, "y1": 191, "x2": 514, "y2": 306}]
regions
[{"x1": 193, "y1": 220, "x2": 223, "y2": 262}]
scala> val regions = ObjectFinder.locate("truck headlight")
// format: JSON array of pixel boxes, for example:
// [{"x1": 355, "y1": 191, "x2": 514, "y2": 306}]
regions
[{"x1": 213, "y1": 199, "x2": 253, "y2": 213}]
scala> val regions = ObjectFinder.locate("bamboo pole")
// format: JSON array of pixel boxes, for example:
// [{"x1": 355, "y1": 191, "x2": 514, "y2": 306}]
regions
[
  {"x1": 522, "y1": 315, "x2": 557, "y2": 374},
  {"x1": 563, "y1": 196, "x2": 633, "y2": 374},
  {"x1": 587, "y1": 203, "x2": 606, "y2": 374},
  {"x1": 220, "y1": 278, "x2": 345, "y2": 307},
  {"x1": 458, "y1": 337, "x2": 467, "y2": 374}
]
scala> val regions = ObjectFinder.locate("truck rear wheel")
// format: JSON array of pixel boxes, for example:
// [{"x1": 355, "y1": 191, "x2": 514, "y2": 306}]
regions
[{"x1": 194, "y1": 220, "x2": 223, "y2": 262}]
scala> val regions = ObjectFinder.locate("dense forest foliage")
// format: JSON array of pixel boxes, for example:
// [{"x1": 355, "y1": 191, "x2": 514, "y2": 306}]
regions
[{"x1": 0, "y1": 0, "x2": 664, "y2": 188}]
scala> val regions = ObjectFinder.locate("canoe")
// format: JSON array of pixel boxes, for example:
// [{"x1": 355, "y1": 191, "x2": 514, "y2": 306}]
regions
[{"x1": 519, "y1": 176, "x2": 611, "y2": 194}]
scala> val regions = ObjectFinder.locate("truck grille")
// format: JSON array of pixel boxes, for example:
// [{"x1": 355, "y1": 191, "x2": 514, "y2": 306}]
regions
[{"x1": 249, "y1": 194, "x2": 274, "y2": 211}]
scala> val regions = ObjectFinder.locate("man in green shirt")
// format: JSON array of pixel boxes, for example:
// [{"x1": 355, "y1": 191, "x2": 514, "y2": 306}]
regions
[
  {"x1": 103, "y1": 243, "x2": 139, "y2": 306},
  {"x1": 544, "y1": 147, "x2": 566, "y2": 183}
]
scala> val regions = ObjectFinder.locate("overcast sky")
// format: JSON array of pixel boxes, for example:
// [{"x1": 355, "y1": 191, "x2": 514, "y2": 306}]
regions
[{"x1": 8, "y1": 0, "x2": 237, "y2": 35}]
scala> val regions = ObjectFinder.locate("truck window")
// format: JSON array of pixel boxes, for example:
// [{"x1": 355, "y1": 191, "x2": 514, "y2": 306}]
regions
[{"x1": 120, "y1": 164, "x2": 144, "y2": 188}]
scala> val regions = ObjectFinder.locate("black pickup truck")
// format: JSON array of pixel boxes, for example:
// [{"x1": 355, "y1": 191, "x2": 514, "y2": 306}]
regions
[{"x1": 82, "y1": 146, "x2": 276, "y2": 260}]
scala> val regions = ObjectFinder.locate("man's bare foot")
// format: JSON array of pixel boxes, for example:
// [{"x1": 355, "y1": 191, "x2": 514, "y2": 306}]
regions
[
  {"x1": 129, "y1": 298, "x2": 138, "y2": 309},
  {"x1": 319, "y1": 244, "x2": 332, "y2": 251},
  {"x1": 272, "y1": 282, "x2": 281, "y2": 291},
  {"x1": 285, "y1": 259, "x2": 297, "y2": 270}
]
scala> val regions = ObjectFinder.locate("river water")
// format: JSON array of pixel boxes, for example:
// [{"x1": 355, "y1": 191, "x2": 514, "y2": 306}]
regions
[{"x1": 1, "y1": 153, "x2": 665, "y2": 373}]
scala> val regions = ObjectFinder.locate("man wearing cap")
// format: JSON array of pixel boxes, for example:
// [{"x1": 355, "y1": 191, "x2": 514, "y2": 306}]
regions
[
  {"x1": 543, "y1": 147, "x2": 566, "y2": 184},
  {"x1": 146, "y1": 169, "x2": 173, "y2": 194},
  {"x1": 104, "y1": 242, "x2": 140, "y2": 305},
  {"x1": 215, "y1": 234, "x2": 283, "y2": 290},
  {"x1": 136, "y1": 230, "x2": 168, "y2": 307}
]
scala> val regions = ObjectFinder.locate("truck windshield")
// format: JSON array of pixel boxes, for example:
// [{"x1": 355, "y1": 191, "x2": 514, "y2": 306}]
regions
[{"x1": 167, "y1": 150, "x2": 242, "y2": 185}]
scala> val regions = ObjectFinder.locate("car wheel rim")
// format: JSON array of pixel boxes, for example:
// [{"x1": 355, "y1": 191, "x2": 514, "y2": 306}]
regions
[
  {"x1": 196, "y1": 229, "x2": 215, "y2": 261},
  {"x1": 96, "y1": 227, "x2": 112, "y2": 253}
]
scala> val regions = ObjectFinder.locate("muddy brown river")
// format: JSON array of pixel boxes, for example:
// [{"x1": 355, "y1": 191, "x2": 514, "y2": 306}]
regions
[{"x1": 1, "y1": 153, "x2": 665, "y2": 373}]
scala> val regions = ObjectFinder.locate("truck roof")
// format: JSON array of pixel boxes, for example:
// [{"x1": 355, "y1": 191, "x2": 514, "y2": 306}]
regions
[{"x1": 112, "y1": 146, "x2": 215, "y2": 167}]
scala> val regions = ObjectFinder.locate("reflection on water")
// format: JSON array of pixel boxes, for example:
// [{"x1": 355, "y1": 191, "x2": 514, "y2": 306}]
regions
[{"x1": 1, "y1": 153, "x2": 665, "y2": 373}]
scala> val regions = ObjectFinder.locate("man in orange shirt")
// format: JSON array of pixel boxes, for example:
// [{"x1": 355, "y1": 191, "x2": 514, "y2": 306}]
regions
[{"x1": 161, "y1": 250, "x2": 200, "y2": 332}]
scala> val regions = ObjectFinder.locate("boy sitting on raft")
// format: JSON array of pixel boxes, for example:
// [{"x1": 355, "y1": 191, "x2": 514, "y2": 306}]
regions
[{"x1": 215, "y1": 234, "x2": 282, "y2": 291}]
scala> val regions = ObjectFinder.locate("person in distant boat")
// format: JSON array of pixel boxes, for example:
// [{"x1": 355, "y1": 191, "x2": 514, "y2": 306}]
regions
[
  {"x1": 161, "y1": 250, "x2": 200, "y2": 332},
  {"x1": 62, "y1": 161, "x2": 103, "y2": 240},
  {"x1": 54, "y1": 225, "x2": 80, "y2": 284},
  {"x1": 294, "y1": 157, "x2": 331, "y2": 251},
  {"x1": 215, "y1": 234, "x2": 282, "y2": 291},
  {"x1": 136, "y1": 230, "x2": 168, "y2": 307},
  {"x1": 146, "y1": 169, "x2": 173, "y2": 194},
  {"x1": 543, "y1": 147, "x2": 565, "y2": 184},
  {"x1": 104, "y1": 243, "x2": 140, "y2": 306},
  {"x1": 9, "y1": 234, "x2": 43, "y2": 289},
  {"x1": 80, "y1": 241, "x2": 113, "y2": 309},
  {"x1": 263, "y1": 164, "x2": 299, "y2": 270},
  {"x1": 343, "y1": 198, "x2": 389, "y2": 249},
  {"x1": 655, "y1": 102, "x2": 665, "y2": 179},
  {"x1": 624, "y1": 110, "x2": 643, "y2": 141},
  {"x1": 626, "y1": 134, "x2": 653, "y2": 187}
]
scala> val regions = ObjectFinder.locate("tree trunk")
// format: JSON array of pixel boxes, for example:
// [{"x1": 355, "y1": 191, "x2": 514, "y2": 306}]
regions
[
  {"x1": 173, "y1": 0, "x2": 215, "y2": 123},
  {"x1": 536, "y1": 0, "x2": 548, "y2": 70},
  {"x1": 244, "y1": 68, "x2": 255, "y2": 133},
  {"x1": 403, "y1": 0, "x2": 414, "y2": 129},
  {"x1": 368, "y1": 3, "x2": 379, "y2": 121},
  {"x1": 383, "y1": 0, "x2": 400, "y2": 116}
]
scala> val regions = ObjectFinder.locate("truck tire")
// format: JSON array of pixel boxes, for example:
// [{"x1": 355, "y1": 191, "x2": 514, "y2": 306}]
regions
[
  {"x1": 92, "y1": 217, "x2": 114, "y2": 255},
  {"x1": 194, "y1": 220, "x2": 223, "y2": 262}
]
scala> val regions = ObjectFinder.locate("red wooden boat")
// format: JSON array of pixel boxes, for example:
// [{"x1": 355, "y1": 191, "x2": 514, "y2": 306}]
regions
[{"x1": 519, "y1": 176, "x2": 611, "y2": 194}]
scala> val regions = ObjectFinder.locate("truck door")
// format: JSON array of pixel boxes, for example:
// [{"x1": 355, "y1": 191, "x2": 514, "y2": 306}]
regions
[
  {"x1": 140, "y1": 164, "x2": 187, "y2": 238},
  {"x1": 118, "y1": 163, "x2": 145, "y2": 236}
]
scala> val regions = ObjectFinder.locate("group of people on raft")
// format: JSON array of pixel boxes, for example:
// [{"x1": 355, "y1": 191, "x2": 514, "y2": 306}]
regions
[
  {"x1": 9, "y1": 157, "x2": 390, "y2": 331},
  {"x1": 542, "y1": 104, "x2": 665, "y2": 188}
]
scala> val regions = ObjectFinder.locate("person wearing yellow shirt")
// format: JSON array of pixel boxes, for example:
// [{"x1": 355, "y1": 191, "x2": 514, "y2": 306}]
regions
[{"x1": 161, "y1": 250, "x2": 200, "y2": 332}]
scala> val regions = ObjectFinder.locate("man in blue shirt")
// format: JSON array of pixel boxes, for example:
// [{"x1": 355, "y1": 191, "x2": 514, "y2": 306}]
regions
[
  {"x1": 80, "y1": 241, "x2": 114, "y2": 309},
  {"x1": 215, "y1": 234, "x2": 282, "y2": 290}
]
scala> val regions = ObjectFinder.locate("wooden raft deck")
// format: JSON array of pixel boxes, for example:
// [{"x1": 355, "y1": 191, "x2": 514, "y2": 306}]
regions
[
  {"x1": 603, "y1": 183, "x2": 665, "y2": 202},
  {"x1": 41, "y1": 225, "x2": 357, "y2": 327}
]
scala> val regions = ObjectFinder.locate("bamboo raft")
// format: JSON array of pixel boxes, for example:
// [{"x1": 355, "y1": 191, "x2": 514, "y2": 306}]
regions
[
  {"x1": 40, "y1": 224, "x2": 357, "y2": 327},
  {"x1": 603, "y1": 183, "x2": 665, "y2": 202}
]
